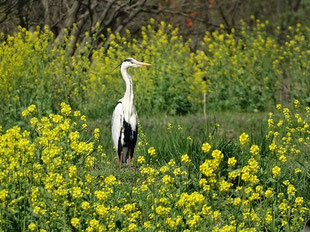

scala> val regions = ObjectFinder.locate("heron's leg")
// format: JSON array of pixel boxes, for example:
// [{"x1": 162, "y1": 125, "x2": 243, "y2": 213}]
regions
[
  {"x1": 128, "y1": 148, "x2": 132, "y2": 168},
  {"x1": 120, "y1": 152, "x2": 123, "y2": 166}
]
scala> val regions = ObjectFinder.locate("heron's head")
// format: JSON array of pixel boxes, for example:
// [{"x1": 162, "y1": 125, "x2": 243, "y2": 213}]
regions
[{"x1": 121, "y1": 57, "x2": 151, "y2": 69}]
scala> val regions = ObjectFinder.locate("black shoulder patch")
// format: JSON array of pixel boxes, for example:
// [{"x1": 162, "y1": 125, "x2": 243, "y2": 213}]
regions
[{"x1": 115, "y1": 101, "x2": 122, "y2": 107}]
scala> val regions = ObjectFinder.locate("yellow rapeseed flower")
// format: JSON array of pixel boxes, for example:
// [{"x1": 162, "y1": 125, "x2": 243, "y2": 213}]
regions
[
  {"x1": 165, "y1": 218, "x2": 176, "y2": 229},
  {"x1": 74, "y1": 110, "x2": 81, "y2": 117},
  {"x1": 30, "y1": 117, "x2": 38, "y2": 125},
  {"x1": 294, "y1": 168, "x2": 302, "y2": 174},
  {"x1": 72, "y1": 187, "x2": 83, "y2": 199},
  {"x1": 143, "y1": 221, "x2": 152, "y2": 229},
  {"x1": 227, "y1": 157, "x2": 237, "y2": 167},
  {"x1": 94, "y1": 190, "x2": 108, "y2": 201},
  {"x1": 265, "y1": 210, "x2": 273, "y2": 223},
  {"x1": 160, "y1": 166, "x2": 169, "y2": 173},
  {"x1": 162, "y1": 175, "x2": 174, "y2": 185},
  {"x1": 0, "y1": 189, "x2": 9, "y2": 201},
  {"x1": 28, "y1": 223, "x2": 37, "y2": 231},
  {"x1": 81, "y1": 201, "x2": 90, "y2": 210},
  {"x1": 27, "y1": 104, "x2": 37, "y2": 113},
  {"x1": 71, "y1": 218, "x2": 80, "y2": 228},
  {"x1": 219, "y1": 179, "x2": 233, "y2": 192},
  {"x1": 168, "y1": 159, "x2": 175, "y2": 167},
  {"x1": 294, "y1": 197, "x2": 304, "y2": 206},
  {"x1": 212, "y1": 210, "x2": 221, "y2": 222},
  {"x1": 269, "y1": 142, "x2": 277, "y2": 152},
  {"x1": 181, "y1": 154, "x2": 191, "y2": 165},
  {"x1": 294, "y1": 99, "x2": 300, "y2": 108},
  {"x1": 272, "y1": 166, "x2": 281, "y2": 178},
  {"x1": 167, "y1": 123, "x2": 172, "y2": 130},
  {"x1": 148, "y1": 147, "x2": 156, "y2": 157},
  {"x1": 265, "y1": 189, "x2": 274, "y2": 198},
  {"x1": 287, "y1": 184, "x2": 296, "y2": 196},
  {"x1": 250, "y1": 145, "x2": 259, "y2": 155},
  {"x1": 233, "y1": 197, "x2": 241, "y2": 206},
  {"x1": 104, "y1": 175, "x2": 117, "y2": 186},
  {"x1": 211, "y1": 149, "x2": 224, "y2": 160},
  {"x1": 60, "y1": 102, "x2": 71, "y2": 116},
  {"x1": 96, "y1": 204, "x2": 108, "y2": 217},
  {"x1": 128, "y1": 223, "x2": 138, "y2": 231},
  {"x1": 89, "y1": 219, "x2": 99, "y2": 228},
  {"x1": 239, "y1": 133, "x2": 249, "y2": 147},
  {"x1": 80, "y1": 115, "x2": 86, "y2": 121},
  {"x1": 155, "y1": 205, "x2": 171, "y2": 215},
  {"x1": 137, "y1": 156, "x2": 146, "y2": 164},
  {"x1": 21, "y1": 109, "x2": 29, "y2": 117},
  {"x1": 202, "y1": 142, "x2": 211, "y2": 153},
  {"x1": 279, "y1": 155, "x2": 287, "y2": 163},
  {"x1": 94, "y1": 128, "x2": 100, "y2": 140}
]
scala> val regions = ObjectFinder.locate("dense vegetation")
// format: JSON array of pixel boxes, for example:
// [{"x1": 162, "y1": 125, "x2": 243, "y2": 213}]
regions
[
  {"x1": 1, "y1": 102, "x2": 310, "y2": 231},
  {"x1": 0, "y1": 18, "x2": 310, "y2": 126},
  {"x1": 0, "y1": 19, "x2": 310, "y2": 231}
]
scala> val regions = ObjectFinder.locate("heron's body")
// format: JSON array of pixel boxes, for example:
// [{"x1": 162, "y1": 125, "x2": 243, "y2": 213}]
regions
[
  {"x1": 111, "y1": 58, "x2": 150, "y2": 167},
  {"x1": 112, "y1": 100, "x2": 138, "y2": 163}
]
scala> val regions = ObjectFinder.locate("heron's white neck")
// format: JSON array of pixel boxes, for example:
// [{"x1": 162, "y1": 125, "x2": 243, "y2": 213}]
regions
[{"x1": 121, "y1": 66, "x2": 134, "y2": 104}]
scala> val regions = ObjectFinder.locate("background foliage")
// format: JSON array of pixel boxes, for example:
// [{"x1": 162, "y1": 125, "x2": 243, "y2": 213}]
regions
[
  {"x1": 1, "y1": 0, "x2": 310, "y2": 50},
  {"x1": 0, "y1": 19, "x2": 310, "y2": 126},
  {"x1": 0, "y1": 5, "x2": 310, "y2": 230}
]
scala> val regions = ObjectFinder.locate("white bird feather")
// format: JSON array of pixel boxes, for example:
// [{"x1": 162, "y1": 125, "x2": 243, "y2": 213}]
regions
[{"x1": 111, "y1": 58, "x2": 151, "y2": 167}]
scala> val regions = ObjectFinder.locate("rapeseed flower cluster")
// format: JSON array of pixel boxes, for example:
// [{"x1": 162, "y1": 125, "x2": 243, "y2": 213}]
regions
[
  {"x1": 0, "y1": 103, "x2": 121, "y2": 231},
  {"x1": 0, "y1": 102, "x2": 309, "y2": 231},
  {"x1": 194, "y1": 19, "x2": 310, "y2": 111},
  {"x1": 1, "y1": 18, "x2": 310, "y2": 124}
]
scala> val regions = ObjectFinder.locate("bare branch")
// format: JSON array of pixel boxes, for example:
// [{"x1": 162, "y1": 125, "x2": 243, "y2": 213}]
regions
[
  {"x1": 55, "y1": 1, "x2": 81, "y2": 40},
  {"x1": 41, "y1": 0, "x2": 50, "y2": 24},
  {"x1": 101, "y1": 0, "x2": 117, "y2": 23},
  {"x1": 219, "y1": 6, "x2": 230, "y2": 28},
  {"x1": 115, "y1": 0, "x2": 147, "y2": 33},
  {"x1": 141, "y1": 7, "x2": 222, "y2": 29}
]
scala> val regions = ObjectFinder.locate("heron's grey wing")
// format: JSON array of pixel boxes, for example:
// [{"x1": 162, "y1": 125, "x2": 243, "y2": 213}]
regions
[{"x1": 112, "y1": 102, "x2": 123, "y2": 154}]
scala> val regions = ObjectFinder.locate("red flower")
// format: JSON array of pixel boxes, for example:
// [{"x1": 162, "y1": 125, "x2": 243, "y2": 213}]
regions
[
  {"x1": 190, "y1": 11, "x2": 198, "y2": 17},
  {"x1": 209, "y1": 0, "x2": 215, "y2": 7},
  {"x1": 187, "y1": 18, "x2": 193, "y2": 27}
]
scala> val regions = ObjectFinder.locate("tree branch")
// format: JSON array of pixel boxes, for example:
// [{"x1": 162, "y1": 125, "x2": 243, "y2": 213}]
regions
[{"x1": 219, "y1": 5, "x2": 230, "y2": 28}]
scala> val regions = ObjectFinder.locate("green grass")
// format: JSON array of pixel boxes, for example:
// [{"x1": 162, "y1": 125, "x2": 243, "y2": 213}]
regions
[
  {"x1": 91, "y1": 109, "x2": 310, "y2": 198},
  {"x1": 89, "y1": 111, "x2": 268, "y2": 181}
]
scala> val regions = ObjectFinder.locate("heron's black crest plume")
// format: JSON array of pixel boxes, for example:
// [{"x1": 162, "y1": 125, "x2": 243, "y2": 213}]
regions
[
  {"x1": 112, "y1": 61, "x2": 122, "y2": 72},
  {"x1": 112, "y1": 58, "x2": 135, "y2": 72},
  {"x1": 123, "y1": 58, "x2": 133, "y2": 62}
]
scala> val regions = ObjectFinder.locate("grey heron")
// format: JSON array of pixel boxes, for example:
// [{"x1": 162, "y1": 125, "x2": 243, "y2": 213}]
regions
[{"x1": 111, "y1": 58, "x2": 151, "y2": 167}]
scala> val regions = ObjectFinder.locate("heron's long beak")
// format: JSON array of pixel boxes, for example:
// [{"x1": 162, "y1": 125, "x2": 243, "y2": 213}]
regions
[{"x1": 135, "y1": 61, "x2": 151, "y2": 66}]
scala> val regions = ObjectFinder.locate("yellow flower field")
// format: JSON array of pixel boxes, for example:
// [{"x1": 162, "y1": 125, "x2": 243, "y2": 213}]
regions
[
  {"x1": 0, "y1": 18, "x2": 310, "y2": 122},
  {"x1": 0, "y1": 19, "x2": 310, "y2": 231},
  {"x1": 0, "y1": 101, "x2": 309, "y2": 231}
]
